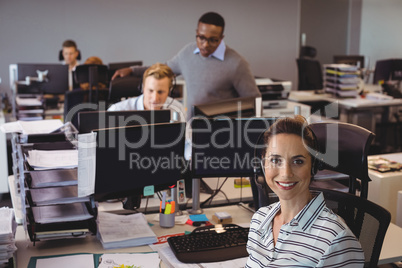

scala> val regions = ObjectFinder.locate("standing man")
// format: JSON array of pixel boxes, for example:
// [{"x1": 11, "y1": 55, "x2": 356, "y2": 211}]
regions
[
  {"x1": 61, "y1": 40, "x2": 80, "y2": 91},
  {"x1": 111, "y1": 12, "x2": 261, "y2": 119}
]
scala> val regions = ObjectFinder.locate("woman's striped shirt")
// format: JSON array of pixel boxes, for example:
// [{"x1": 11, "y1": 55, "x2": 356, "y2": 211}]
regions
[{"x1": 246, "y1": 192, "x2": 364, "y2": 267}]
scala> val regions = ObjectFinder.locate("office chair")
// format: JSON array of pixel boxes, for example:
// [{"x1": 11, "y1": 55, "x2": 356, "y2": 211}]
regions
[
  {"x1": 64, "y1": 89, "x2": 109, "y2": 129},
  {"x1": 309, "y1": 188, "x2": 391, "y2": 268},
  {"x1": 299, "y1": 46, "x2": 317, "y2": 59},
  {"x1": 309, "y1": 122, "x2": 375, "y2": 199},
  {"x1": 108, "y1": 76, "x2": 142, "y2": 104},
  {"x1": 296, "y1": 58, "x2": 323, "y2": 90}
]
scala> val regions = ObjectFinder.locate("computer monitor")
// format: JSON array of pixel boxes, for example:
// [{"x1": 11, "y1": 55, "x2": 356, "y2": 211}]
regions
[
  {"x1": 108, "y1": 61, "x2": 143, "y2": 79},
  {"x1": 16, "y1": 63, "x2": 69, "y2": 95},
  {"x1": 193, "y1": 96, "x2": 257, "y2": 118},
  {"x1": 191, "y1": 117, "x2": 276, "y2": 178},
  {"x1": 333, "y1": 55, "x2": 365, "y2": 69},
  {"x1": 373, "y1": 59, "x2": 402, "y2": 84},
  {"x1": 77, "y1": 109, "x2": 171, "y2": 133},
  {"x1": 93, "y1": 122, "x2": 186, "y2": 202}
]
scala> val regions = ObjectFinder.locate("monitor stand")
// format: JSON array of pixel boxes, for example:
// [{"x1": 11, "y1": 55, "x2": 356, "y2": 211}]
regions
[{"x1": 188, "y1": 178, "x2": 203, "y2": 214}]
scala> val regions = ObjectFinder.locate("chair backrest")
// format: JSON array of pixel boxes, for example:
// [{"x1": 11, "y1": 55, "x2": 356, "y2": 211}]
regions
[
  {"x1": 309, "y1": 122, "x2": 375, "y2": 198},
  {"x1": 296, "y1": 58, "x2": 323, "y2": 90},
  {"x1": 74, "y1": 64, "x2": 109, "y2": 85},
  {"x1": 108, "y1": 76, "x2": 142, "y2": 104},
  {"x1": 64, "y1": 89, "x2": 109, "y2": 128},
  {"x1": 299, "y1": 46, "x2": 317, "y2": 58},
  {"x1": 311, "y1": 188, "x2": 391, "y2": 268}
]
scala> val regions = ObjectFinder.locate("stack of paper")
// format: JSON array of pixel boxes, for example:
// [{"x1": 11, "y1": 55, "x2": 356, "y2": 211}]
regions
[
  {"x1": 324, "y1": 64, "x2": 360, "y2": 97},
  {"x1": 0, "y1": 207, "x2": 17, "y2": 266},
  {"x1": 31, "y1": 203, "x2": 93, "y2": 224},
  {"x1": 97, "y1": 212, "x2": 158, "y2": 249},
  {"x1": 29, "y1": 169, "x2": 78, "y2": 188},
  {"x1": 0, "y1": 119, "x2": 63, "y2": 134},
  {"x1": 26, "y1": 149, "x2": 78, "y2": 170},
  {"x1": 29, "y1": 185, "x2": 90, "y2": 206}
]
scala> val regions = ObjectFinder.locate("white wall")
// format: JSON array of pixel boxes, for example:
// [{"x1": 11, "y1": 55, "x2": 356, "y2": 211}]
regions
[
  {"x1": 0, "y1": 0, "x2": 300, "y2": 97},
  {"x1": 360, "y1": 0, "x2": 402, "y2": 70}
]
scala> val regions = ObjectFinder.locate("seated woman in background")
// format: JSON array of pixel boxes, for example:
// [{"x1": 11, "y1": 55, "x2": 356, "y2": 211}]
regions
[{"x1": 246, "y1": 115, "x2": 364, "y2": 267}]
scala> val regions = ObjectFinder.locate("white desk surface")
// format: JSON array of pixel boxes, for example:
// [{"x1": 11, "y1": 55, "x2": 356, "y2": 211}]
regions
[
  {"x1": 14, "y1": 202, "x2": 402, "y2": 267},
  {"x1": 14, "y1": 204, "x2": 254, "y2": 268},
  {"x1": 289, "y1": 90, "x2": 402, "y2": 109},
  {"x1": 368, "y1": 153, "x2": 402, "y2": 224}
]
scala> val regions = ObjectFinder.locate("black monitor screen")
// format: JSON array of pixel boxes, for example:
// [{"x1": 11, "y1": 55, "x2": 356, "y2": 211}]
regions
[
  {"x1": 193, "y1": 96, "x2": 256, "y2": 118},
  {"x1": 191, "y1": 117, "x2": 276, "y2": 178},
  {"x1": 93, "y1": 122, "x2": 186, "y2": 201},
  {"x1": 108, "y1": 61, "x2": 143, "y2": 79},
  {"x1": 17, "y1": 63, "x2": 69, "y2": 94},
  {"x1": 78, "y1": 109, "x2": 171, "y2": 134}
]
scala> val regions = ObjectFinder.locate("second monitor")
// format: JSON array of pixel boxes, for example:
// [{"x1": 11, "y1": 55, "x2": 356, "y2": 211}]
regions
[{"x1": 78, "y1": 109, "x2": 171, "y2": 133}]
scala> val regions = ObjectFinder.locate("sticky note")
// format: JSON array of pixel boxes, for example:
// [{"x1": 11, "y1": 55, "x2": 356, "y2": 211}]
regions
[
  {"x1": 189, "y1": 214, "x2": 209, "y2": 222},
  {"x1": 143, "y1": 185, "x2": 155, "y2": 196}
]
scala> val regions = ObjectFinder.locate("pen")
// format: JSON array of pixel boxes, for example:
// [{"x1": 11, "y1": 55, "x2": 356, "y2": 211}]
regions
[{"x1": 161, "y1": 191, "x2": 167, "y2": 213}]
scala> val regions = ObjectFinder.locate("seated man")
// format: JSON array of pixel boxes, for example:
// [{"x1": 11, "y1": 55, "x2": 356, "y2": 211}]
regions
[
  {"x1": 61, "y1": 40, "x2": 80, "y2": 91},
  {"x1": 108, "y1": 63, "x2": 185, "y2": 122}
]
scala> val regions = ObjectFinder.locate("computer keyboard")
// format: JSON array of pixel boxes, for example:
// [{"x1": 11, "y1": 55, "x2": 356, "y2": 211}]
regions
[{"x1": 167, "y1": 224, "x2": 249, "y2": 263}]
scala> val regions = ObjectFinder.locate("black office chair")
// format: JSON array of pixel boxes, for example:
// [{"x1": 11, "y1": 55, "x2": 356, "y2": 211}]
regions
[
  {"x1": 108, "y1": 76, "x2": 142, "y2": 104},
  {"x1": 299, "y1": 46, "x2": 317, "y2": 59},
  {"x1": 310, "y1": 188, "x2": 391, "y2": 268},
  {"x1": 296, "y1": 58, "x2": 323, "y2": 90},
  {"x1": 309, "y1": 122, "x2": 375, "y2": 199}
]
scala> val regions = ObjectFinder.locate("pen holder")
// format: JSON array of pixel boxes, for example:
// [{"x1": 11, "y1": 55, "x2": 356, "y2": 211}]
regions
[{"x1": 159, "y1": 213, "x2": 175, "y2": 228}]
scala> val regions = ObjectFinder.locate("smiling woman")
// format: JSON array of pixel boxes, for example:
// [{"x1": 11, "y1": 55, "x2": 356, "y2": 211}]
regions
[{"x1": 246, "y1": 115, "x2": 365, "y2": 268}]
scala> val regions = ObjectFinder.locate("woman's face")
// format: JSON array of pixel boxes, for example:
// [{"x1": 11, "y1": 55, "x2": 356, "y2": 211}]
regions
[{"x1": 263, "y1": 133, "x2": 312, "y2": 203}]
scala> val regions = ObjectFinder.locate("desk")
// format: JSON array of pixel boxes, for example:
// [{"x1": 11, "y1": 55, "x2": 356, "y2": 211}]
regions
[
  {"x1": 262, "y1": 100, "x2": 311, "y2": 118},
  {"x1": 368, "y1": 153, "x2": 402, "y2": 224},
  {"x1": 289, "y1": 90, "x2": 402, "y2": 133},
  {"x1": 14, "y1": 204, "x2": 254, "y2": 268},
  {"x1": 14, "y1": 202, "x2": 402, "y2": 267}
]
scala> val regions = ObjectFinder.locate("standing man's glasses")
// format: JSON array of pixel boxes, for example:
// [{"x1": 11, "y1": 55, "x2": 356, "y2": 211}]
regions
[{"x1": 196, "y1": 35, "x2": 220, "y2": 46}]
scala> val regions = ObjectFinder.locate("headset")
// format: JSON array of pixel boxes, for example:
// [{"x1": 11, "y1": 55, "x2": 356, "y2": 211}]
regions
[{"x1": 253, "y1": 122, "x2": 320, "y2": 190}]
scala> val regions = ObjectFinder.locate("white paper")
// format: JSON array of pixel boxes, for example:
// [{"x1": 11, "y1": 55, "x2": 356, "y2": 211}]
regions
[
  {"x1": 98, "y1": 253, "x2": 160, "y2": 268},
  {"x1": 150, "y1": 242, "x2": 248, "y2": 268},
  {"x1": 78, "y1": 132, "x2": 97, "y2": 197},
  {"x1": 15, "y1": 96, "x2": 42, "y2": 106},
  {"x1": 97, "y1": 212, "x2": 157, "y2": 249},
  {"x1": 31, "y1": 203, "x2": 93, "y2": 224},
  {"x1": 18, "y1": 119, "x2": 63, "y2": 134},
  {"x1": 36, "y1": 254, "x2": 94, "y2": 268},
  {"x1": 27, "y1": 149, "x2": 78, "y2": 170},
  {"x1": 0, "y1": 121, "x2": 23, "y2": 133}
]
